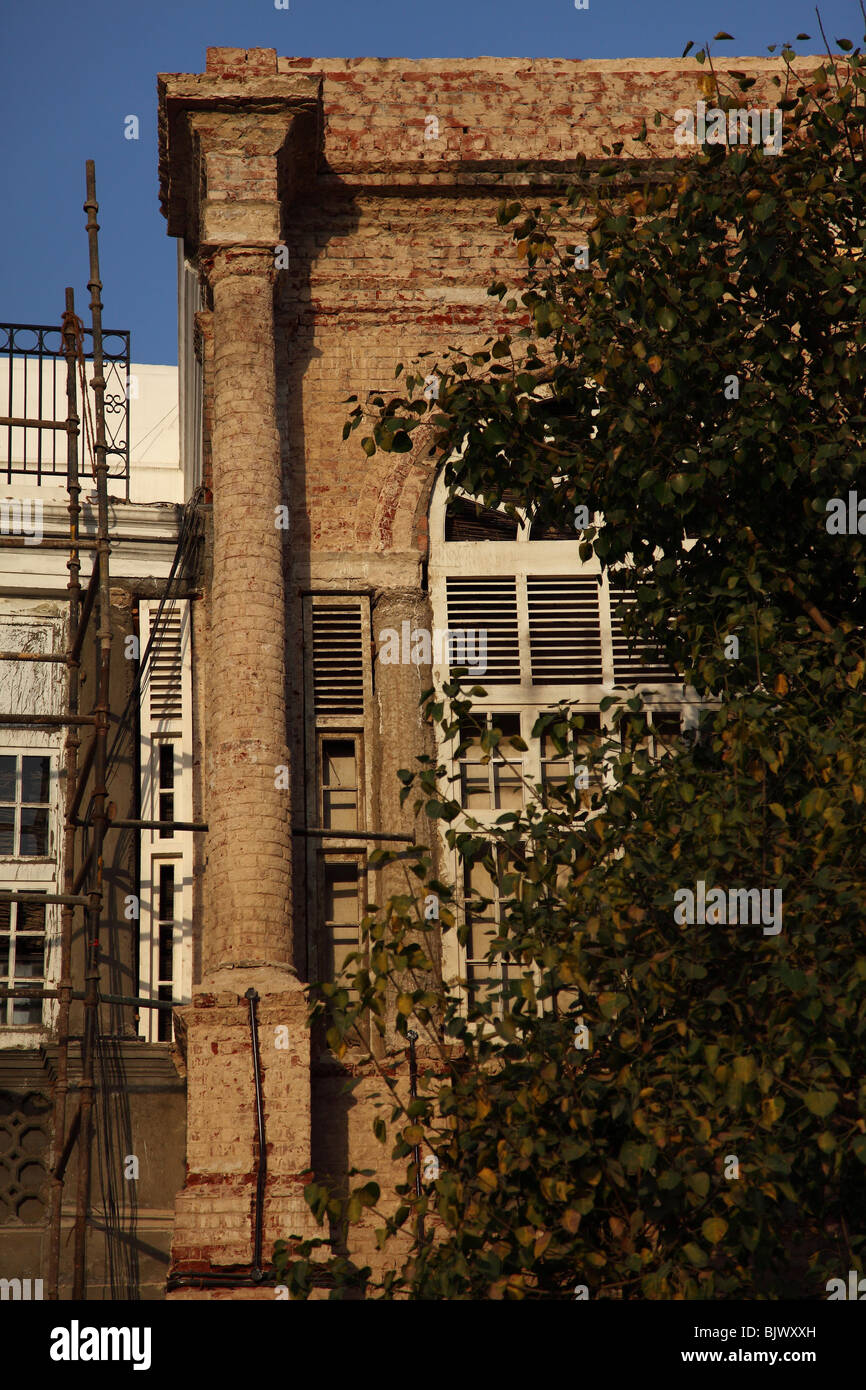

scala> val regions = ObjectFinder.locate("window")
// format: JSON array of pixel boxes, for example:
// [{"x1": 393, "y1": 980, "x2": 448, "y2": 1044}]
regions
[
  {"x1": 138, "y1": 599, "x2": 193, "y2": 1043},
  {"x1": 158, "y1": 741, "x2": 175, "y2": 839},
  {"x1": 320, "y1": 860, "x2": 363, "y2": 981},
  {"x1": 303, "y1": 596, "x2": 373, "y2": 987},
  {"x1": 464, "y1": 855, "x2": 511, "y2": 1003},
  {"x1": 429, "y1": 477, "x2": 698, "y2": 999},
  {"x1": 155, "y1": 864, "x2": 175, "y2": 1042},
  {"x1": 0, "y1": 892, "x2": 47, "y2": 1027},
  {"x1": 0, "y1": 755, "x2": 52, "y2": 858},
  {"x1": 434, "y1": 487, "x2": 681, "y2": 693},
  {"x1": 458, "y1": 713, "x2": 524, "y2": 811},
  {"x1": 0, "y1": 617, "x2": 63, "y2": 1041},
  {"x1": 541, "y1": 713, "x2": 604, "y2": 810},
  {"x1": 620, "y1": 708, "x2": 690, "y2": 761},
  {"x1": 463, "y1": 849, "x2": 538, "y2": 1014},
  {"x1": 320, "y1": 737, "x2": 359, "y2": 832}
]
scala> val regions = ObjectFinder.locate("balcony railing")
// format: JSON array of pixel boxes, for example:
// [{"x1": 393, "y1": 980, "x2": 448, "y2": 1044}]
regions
[{"x1": 0, "y1": 322, "x2": 130, "y2": 498}]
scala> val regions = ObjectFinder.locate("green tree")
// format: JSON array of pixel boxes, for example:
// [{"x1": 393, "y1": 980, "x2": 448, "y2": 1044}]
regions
[{"x1": 276, "y1": 32, "x2": 866, "y2": 1299}]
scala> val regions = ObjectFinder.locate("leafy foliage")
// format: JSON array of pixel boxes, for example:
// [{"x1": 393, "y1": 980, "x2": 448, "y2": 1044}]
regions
[{"x1": 277, "y1": 32, "x2": 866, "y2": 1299}]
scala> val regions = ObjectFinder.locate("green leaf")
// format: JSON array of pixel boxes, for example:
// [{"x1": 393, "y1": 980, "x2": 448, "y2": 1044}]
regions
[
  {"x1": 702, "y1": 1218, "x2": 728, "y2": 1244},
  {"x1": 688, "y1": 1172, "x2": 710, "y2": 1198},
  {"x1": 803, "y1": 1090, "x2": 838, "y2": 1118},
  {"x1": 683, "y1": 1242, "x2": 708, "y2": 1267}
]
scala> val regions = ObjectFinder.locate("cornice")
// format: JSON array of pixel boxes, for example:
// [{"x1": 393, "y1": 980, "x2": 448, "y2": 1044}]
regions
[{"x1": 158, "y1": 71, "x2": 321, "y2": 243}]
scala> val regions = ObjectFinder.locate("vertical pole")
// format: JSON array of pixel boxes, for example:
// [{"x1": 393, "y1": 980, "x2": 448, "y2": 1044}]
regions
[
  {"x1": 245, "y1": 988, "x2": 267, "y2": 1278},
  {"x1": 72, "y1": 163, "x2": 112, "y2": 1299},
  {"x1": 47, "y1": 289, "x2": 82, "y2": 1300},
  {"x1": 408, "y1": 1030, "x2": 422, "y2": 1197},
  {"x1": 407, "y1": 1029, "x2": 425, "y2": 1242}
]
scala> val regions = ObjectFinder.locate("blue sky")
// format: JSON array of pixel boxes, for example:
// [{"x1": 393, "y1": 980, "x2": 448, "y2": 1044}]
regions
[{"x1": 1, "y1": 0, "x2": 861, "y2": 364}]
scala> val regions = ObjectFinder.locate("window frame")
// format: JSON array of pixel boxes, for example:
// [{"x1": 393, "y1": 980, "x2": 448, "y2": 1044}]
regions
[
  {"x1": 429, "y1": 476, "x2": 699, "y2": 1007},
  {"x1": 137, "y1": 598, "x2": 194, "y2": 1044},
  {"x1": 0, "y1": 742, "x2": 60, "y2": 1037},
  {"x1": 303, "y1": 594, "x2": 374, "y2": 988}
]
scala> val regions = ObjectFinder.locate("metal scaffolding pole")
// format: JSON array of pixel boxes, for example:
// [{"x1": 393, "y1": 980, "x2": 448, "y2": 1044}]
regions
[
  {"x1": 7, "y1": 162, "x2": 198, "y2": 1301},
  {"x1": 71, "y1": 160, "x2": 114, "y2": 1301},
  {"x1": 46, "y1": 286, "x2": 83, "y2": 1301}
]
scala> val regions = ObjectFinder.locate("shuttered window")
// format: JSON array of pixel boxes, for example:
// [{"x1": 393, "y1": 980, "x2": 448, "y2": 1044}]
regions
[
  {"x1": 303, "y1": 596, "x2": 372, "y2": 987},
  {"x1": 138, "y1": 599, "x2": 193, "y2": 1043},
  {"x1": 527, "y1": 575, "x2": 603, "y2": 684},
  {"x1": 609, "y1": 590, "x2": 678, "y2": 684},
  {"x1": 148, "y1": 604, "x2": 184, "y2": 722},
  {"x1": 311, "y1": 605, "x2": 365, "y2": 717},
  {"x1": 445, "y1": 577, "x2": 520, "y2": 683}
]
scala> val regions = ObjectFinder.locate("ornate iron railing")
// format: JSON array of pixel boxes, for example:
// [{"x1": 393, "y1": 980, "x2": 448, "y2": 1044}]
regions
[{"x1": 0, "y1": 322, "x2": 130, "y2": 497}]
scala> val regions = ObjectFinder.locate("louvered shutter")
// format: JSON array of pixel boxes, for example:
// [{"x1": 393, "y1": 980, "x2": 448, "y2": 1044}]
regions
[
  {"x1": 147, "y1": 603, "x2": 184, "y2": 722},
  {"x1": 527, "y1": 575, "x2": 603, "y2": 683},
  {"x1": 610, "y1": 591, "x2": 679, "y2": 683},
  {"x1": 311, "y1": 605, "x2": 365, "y2": 716},
  {"x1": 445, "y1": 576, "x2": 520, "y2": 682}
]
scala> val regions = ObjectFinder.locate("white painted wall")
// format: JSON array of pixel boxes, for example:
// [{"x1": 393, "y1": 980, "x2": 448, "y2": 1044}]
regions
[{"x1": 1, "y1": 358, "x2": 182, "y2": 505}]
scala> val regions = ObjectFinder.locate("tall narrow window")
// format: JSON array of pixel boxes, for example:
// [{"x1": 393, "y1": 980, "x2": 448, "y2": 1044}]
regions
[
  {"x1": 158, "y1": 742, "x2": 175, "y2": 839},
  {"x1": 458, "y1": 712, "x2": 524, "y2": 811},
  {"x1": 321, "y1": 862, "x2": 362, "y2": 981},
  {"x1": 304, "y1": 596, "x2": 372, "y2": 988},
  {"x1": 138, "y1": 599, "x2": 193, "y2": 1042},
  {"x1": 320, "y1": 738, "x2": 359, "y2": 832},
  {"x1": 463, "y1": 854, "x2": 524, "y2": 1010},
  {"x1": 156, "y1": 864, "x2": 175, "y2": 1043},
  {"x1": 0, "y1": 755, "x2": 51, "y2": 858},
  {"x1": 0, "y1": 893, "x2": 47, "y2": 1027}
]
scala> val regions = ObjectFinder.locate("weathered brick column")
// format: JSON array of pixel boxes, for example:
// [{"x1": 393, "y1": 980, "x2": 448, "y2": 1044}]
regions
[
  {"x1": 203, "y1": 246, "x2": 294, "y2": 991},
  {"x1": 159, "y1": 54, "x2": 321, "y2": 1293}
]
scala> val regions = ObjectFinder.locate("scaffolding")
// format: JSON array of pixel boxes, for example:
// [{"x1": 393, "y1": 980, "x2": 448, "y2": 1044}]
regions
[{"x1": 0, "y1": 162, "x2": 203, "y2": 1298}]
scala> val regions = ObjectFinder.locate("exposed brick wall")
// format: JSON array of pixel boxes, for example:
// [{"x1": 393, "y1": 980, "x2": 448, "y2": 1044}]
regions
[{"x1": 278, "y1": 54, "x2": 815, "y2": 175}]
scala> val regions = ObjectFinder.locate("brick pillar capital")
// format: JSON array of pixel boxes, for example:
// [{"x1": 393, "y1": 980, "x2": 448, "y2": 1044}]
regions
[{"x1": 201, "y1": 245, "x2": 277, "y2": 288}]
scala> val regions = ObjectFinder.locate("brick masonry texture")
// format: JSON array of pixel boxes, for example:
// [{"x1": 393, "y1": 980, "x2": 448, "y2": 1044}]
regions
[{"x1": 159, "y1": 47, "x2": 826, "y2": 1292}]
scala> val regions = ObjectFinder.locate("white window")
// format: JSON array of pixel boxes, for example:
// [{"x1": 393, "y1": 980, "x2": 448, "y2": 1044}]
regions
[
  {"x1": 138, "y1": 599, "x2": 193, "y2": 1042},
  {"x1": 0, "y1": 750, "x2": 59, "y2": 1032},
  {"x1": 429, "y1": 479, "x2": 697, "y2": 999},
  {"x1": 0, "y1": 614, "x2": 67, "y2": 1039}
]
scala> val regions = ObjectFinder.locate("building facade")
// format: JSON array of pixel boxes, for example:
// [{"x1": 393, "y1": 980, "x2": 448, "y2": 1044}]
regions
[{"x1": 0, "y1": 48, "x2": 801, "y2": 1299}]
